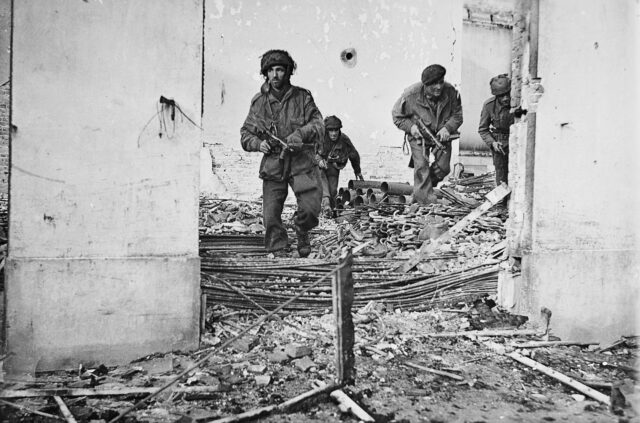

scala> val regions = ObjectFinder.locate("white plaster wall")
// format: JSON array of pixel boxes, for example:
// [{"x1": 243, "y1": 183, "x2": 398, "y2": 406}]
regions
[
  {"x1": 10, "y1": 1, "x2": 202, "y2": 257},
  {"x1": 525, "y1": 0, "x2": 640, "y2": 341},
  {"x1": 460, "y1": 22, "x2": 512, "y2": 152},
  {"x1": 7, "y1": 0, "x2": 203, "y2": 372},
  {"x1": 203, "y1": 0, "x2": 462, "y2": 198}
]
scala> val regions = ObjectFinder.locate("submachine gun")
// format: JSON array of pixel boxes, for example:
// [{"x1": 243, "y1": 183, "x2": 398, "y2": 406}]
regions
[
  {"x1": 256, "y1": 128, "x2": 289, "y2": 160},
  {"x1": 411, "y1": 115, "x2": 460, "y2": 153}
]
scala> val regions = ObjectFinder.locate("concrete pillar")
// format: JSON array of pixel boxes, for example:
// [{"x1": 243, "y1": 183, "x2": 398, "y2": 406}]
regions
[
  {"x1": 5, "y1": 1, "x2": 203, "y2": 374},
  {"x1": 509, "y1": 0, "x2": 640, "y2": 342}
]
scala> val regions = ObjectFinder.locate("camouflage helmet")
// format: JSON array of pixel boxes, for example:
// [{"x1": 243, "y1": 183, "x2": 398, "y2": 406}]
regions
[
  {"x1": 490, "y1": 74, "x2": 511, "y2": 96},
  {"x1": 324, "y1": 115, "x2": 342, "y2": 130}
]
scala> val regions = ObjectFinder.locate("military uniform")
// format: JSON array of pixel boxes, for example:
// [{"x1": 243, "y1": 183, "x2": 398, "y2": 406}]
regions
[
  {"x1": 478, "y1": 97, "x2": 513, "y2": 185},
  {"x1": 317, "y1": 116, "x2": 362, "y2": 212},
  {"x1": 392, "y1": 77, "x2": 463, "y2": 204},
  {"x1": 240, "y1": 82, "x2": 324, "y2": 252},
  {"x1": 478, "y1": 74, "x2": 514, "y2": 187}
]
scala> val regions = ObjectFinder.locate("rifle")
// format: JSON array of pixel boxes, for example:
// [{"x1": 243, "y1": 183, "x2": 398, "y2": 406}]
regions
[{"x1": 411, "y1": 116, "x2": 460, "y2": 153}]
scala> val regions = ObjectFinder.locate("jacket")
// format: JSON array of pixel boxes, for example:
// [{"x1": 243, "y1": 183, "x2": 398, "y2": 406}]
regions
[
  {"x1": 240, "y1": 83, "x2": 324, "y2": 181},
  {"x1": 318, "y1": 131, "x2": 361, "y2": 175},
  {"x1": 391, "y1": 82, "x2": 463, "y2": 141},
  {"x1": 478, "y1": 96, "x2": 514, "y2": 147}
]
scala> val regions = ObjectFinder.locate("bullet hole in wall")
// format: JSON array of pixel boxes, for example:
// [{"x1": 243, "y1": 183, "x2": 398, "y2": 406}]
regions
[{"x1": 340, "y1": 48, "x2": 357, "y2": 68}]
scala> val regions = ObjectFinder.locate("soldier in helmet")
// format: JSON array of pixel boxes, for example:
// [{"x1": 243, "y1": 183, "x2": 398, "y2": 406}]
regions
[
  {"x1": 316, "y1": 115, "x2": 363, "y2": 218},
  {"x1": 392, "y1": 64, "x2": 463, "y2": 204},
  {"x1": 478, "y1": 74, "x2": 514, "y2": 201},
  {"x1": 240, "y1": 49, "x2": 324, "y2": 257}
]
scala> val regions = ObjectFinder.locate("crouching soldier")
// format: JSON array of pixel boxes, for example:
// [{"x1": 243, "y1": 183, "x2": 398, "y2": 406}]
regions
[
  {"x1": 240, "y1": 49, "x2": 324, "y2": 257},
  {"x1": 317, "y1": 115, "x2": 363, "y2": 217}
]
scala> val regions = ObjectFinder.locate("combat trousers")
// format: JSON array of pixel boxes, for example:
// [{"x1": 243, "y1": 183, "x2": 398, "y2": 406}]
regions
[
  {"x1": 409, "y1": 138, "x2": 451, "y2": 204},
  {"x1": 320, "y1": 167, "x2": 340, "y2": 210},
  {"x1": 492, "y1": 146, "x2": 509, "y2": 207},
  {"x1": 262, "y1": 168, "x2": 323, "y2": 252}
]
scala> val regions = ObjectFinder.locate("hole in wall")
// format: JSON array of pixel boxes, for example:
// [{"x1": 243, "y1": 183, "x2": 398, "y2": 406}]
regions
[{"x1": 340, "y1": 48, "x2": 357, "y2": 68}]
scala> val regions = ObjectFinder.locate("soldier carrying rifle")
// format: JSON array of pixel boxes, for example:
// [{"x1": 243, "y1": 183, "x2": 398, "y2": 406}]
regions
[{"x1": 392, "y1": 64, "x2": 463, "y2": 204}]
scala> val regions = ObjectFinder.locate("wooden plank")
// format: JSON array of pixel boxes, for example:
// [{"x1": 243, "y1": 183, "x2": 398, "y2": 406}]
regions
[
  {"x1": 0, "y1": 385, "x2": 223, "y2": 399},
  {"x1": 425, "y1": 329, "x2": 538, "y2": 338},
  {"x1": 513, "y1": 341, "x2": 599, "y2": 349},
  {"x1": 332, "y1": 251, "x2": 356, "y2": 385},
  {"x1": 0, "y1": 399, "x2": 64, "y2": 420},
  {"x1": 507, "y1": 351, "x2": 611, "y2": 405},
  {"x1": 329, "y1": 389, "x2": 375, "y2": 422},
  {"x1": 53, "y1": 396, "x2": 78, "y2": 423},
  {"x1": 208, "y1": 383, "x2": 339, "y2": 423},
  {"x1": 396, "y1": 183, "x2": 511, "y2": 272},
  {"x1": 403, "y1": 362, "x2": 465, "y2": 381}
]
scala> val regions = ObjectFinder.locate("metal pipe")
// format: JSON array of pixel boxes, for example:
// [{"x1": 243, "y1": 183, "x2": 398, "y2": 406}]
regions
[
  {"x1": 381, "y1": 182, "x2": 413, "y2": 195},
  {"x1": 347, "y1": 180, "x2": 383, "y2": 190}
]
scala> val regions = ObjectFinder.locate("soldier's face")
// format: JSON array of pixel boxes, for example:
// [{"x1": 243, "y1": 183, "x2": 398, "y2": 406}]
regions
[
  {"x1": 424, "y1": 78, "x2": 444, "y2": 99},
  {"x1": 497, "y1": 93, "x2": 511, "y2": 107},
  {"x1": 267, "y1": 65, "x2": 289, "y2": 91},
  {"x1": 328, "y1": 129, "x2": 340, "y2": 141}
]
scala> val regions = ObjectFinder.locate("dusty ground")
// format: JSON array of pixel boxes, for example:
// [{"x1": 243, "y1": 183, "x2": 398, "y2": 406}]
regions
[{"x1": 1, "y1": 304, "x2": 638, "y2": 422}]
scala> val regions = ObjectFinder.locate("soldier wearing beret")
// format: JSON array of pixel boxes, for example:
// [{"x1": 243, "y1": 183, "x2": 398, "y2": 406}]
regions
[
  {"x1": 240, "y1": 49, "x2": 324, "y2": 257},
  {"x1": 392, "y1": 64, "x2": 463, "y2": 204},
  {"x1": 478, "y1": 74, "x2": 514, "y2": 204},
  {"x1": 316, "y1": 115, "x2": 363, "y2": 217}
]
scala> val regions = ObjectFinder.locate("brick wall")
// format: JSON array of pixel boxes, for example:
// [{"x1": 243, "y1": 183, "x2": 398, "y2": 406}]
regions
[
  {"x1": 0, "y1": 83, "x2": 8, "y2": 193},
  {"x1": 206, "y1": 143, "x2": 416, "y2": 200}
]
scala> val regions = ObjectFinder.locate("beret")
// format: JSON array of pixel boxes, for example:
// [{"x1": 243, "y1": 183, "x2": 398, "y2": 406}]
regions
[
  {"x1": 324, "y1": 115, "x2": 342, "y2": 130},
  {"x1": 421, "y1": 64, "x2": 446, "y2": 85},
  {"x1": 260, "y1": 50, "x2": 295, "y2": 75},
  {"x1": 490, "y1": 74, "x2": 511, "y2": 96}
]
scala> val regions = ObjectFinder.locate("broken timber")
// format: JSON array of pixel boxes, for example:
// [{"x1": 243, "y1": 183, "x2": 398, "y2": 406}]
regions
[
  {"x1": 0, "y1": 399, "x2": 64, "y2": 420},
  {"x1": 425, "y1": 328, "x2": 538, "y2": 338},
  {"x1": 208, "y1": 382, "x2": 339, "y2": 423},
  {"x1": 403, "y1": 361, "x2": 465, "y2": 381},
  {"x1": 330, "y1": 389, "x2": 375, "y2": 422},
  {"x1": 53, "y1": 396, "x2": 78, "y2": 423},
  {"x1": 0, "y1": 385, "x2": 225, "y2": 399},
  {"x1": 507, "y1": 351, "x2": 611, "y2": 405},
  {"x1": 332, "y1": 251, "x2": 356, "y2": 385},
  {"x1": 396, "y1": 183, "x2": 511, "y2": 273}
]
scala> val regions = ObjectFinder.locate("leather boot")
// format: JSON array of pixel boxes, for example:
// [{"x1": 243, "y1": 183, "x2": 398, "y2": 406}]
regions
[{"x1": 295, "y1": 225, "x2": 311, "y2": 258}]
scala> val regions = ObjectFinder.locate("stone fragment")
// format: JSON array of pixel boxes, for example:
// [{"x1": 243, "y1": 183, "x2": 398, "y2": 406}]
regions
[
  {"x1": 268, "y1": 348, "x2": 290, "y2": 363},
  {"x1": 248, "y1": 364, "x2": 267, "y2": 374},
  {"x1": 231, "y1": 336, "x2": 258, "y2": 353},
  {"x1": 255, "y1": 375, "x2": 271, "y2": 386},
  {"x1": 285, "y1": 343, "x2": 312, "y2": 358},
  {"x1": 138, "y1": 356, "x2": 174, "y2": 375},
  {"x1": 293, "y1": 356, "x2": 316, "y2": 372}
]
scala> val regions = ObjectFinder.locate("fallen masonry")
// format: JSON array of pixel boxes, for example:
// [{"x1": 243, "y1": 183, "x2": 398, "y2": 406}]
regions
[{"x1": 0, "y1": 176, "x2": 638, "y2": 422}]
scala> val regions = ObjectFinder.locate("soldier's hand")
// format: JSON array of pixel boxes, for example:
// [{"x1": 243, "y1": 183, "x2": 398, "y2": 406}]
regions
[
  {"x1": 318, "y1": 159, "x2": 328, "y2": 169},
  {"x1": 355, "y1": 173, "x2": 364, "y2": 181},
  {"x1": 410, "y1": 124, "x2": 423, "y2": 140},
  {"x1": 437, "y1": 127, "x2": 451, "y2": 142},
  {"x1": 259, "y1": 140, "x2": 271, "y2": 154},
  {"x1": 492, "y1": 141, "x2": 506, "y2": 155}
]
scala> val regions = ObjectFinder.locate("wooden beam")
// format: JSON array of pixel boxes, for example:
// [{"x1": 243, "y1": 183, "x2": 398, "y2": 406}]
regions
[
  {"x1": 507, "y1": 351, "x2": 610, "y2": 405},
  {"x1": 396, "y1": 183, "x2": 511, "y2": 272},
  {"x1": 53, "y1": 396, "x2": 78, "y2": 423},
  {"x1": 332, "y1": 251, "x2": 355, "y2": 385},
  {"x1": 0, "y1": 385, "x2": 223, "y2": 399}
]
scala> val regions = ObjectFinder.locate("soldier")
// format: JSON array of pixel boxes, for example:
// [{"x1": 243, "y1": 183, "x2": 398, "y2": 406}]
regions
[
  {"x1": 392, "y1": 64, "x2": 463, "y2": 204},
  {"x1": 317, "y1": 115, "x2": 363, "y2": 217},
  {"x1": 478, "y1": 74, "x2": 513, "y2": 198},
  {"x1": 240, "y1": 50, "x2": 324, "y2": 257}
]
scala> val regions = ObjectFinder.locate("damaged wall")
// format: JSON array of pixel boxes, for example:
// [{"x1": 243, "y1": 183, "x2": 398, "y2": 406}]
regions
[
  {"x1": 5, "y1": 1, "x2": 203, "y2": 373},
  {"x1": 202, "y1": 0, "x2": 462, "y2": 198},
  {"x1": 0, "y1": 0, "x2": 9, "y2": 192},
  {"x1": 513, "y1": 0, "x2": 640, "y2": 342}
]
